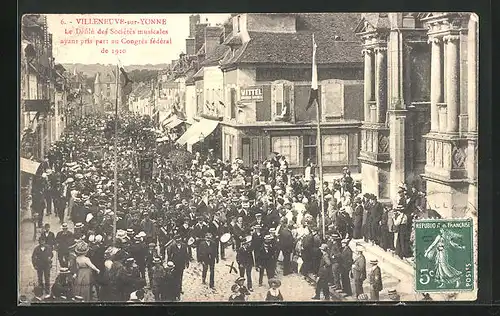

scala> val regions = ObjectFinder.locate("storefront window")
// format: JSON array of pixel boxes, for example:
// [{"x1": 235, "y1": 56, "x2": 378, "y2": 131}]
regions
[
  {"x1": 322, "y1": 134, "x2": 348, "y2": 165},
  {"x1": 272, "y1": 136, "x2": 299, "y2": 166}
]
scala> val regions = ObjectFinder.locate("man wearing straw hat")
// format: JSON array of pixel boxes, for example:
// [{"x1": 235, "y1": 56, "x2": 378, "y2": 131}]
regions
[
  {"x1": 236, "y1": 235, "x2": 254, "y2": 291},
  {"x1": 368, "y1": 259, "x2": 382, "y2": 301},
  {"x1": 198, "y1": 232, "x2": 218, "y2": 289},
  {"x1": 351, "y1": 244, "x2": 366, "y2": 298},
  {"x1": 311, "y1": 244, "x2": 331, "y2": 300}
]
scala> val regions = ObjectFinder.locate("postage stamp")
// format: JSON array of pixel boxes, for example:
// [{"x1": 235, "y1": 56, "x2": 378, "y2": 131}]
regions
[{"x1": 413, "y1": 218, "x2": 474, "y2": 293}]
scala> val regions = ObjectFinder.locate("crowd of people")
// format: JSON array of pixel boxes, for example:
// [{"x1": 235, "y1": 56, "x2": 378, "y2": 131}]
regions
[{"x1": 24, "y1": 112, "x2": 441, "y2": 303}]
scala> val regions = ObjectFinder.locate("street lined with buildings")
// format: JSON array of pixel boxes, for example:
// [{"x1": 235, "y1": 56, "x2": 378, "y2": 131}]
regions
[{"x1": 20, "y1": 13, "x2": 478, "y2": 303}]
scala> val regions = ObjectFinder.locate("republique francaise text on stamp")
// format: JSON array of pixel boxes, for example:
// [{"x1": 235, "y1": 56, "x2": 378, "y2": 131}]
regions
[{"x1": 414, "y1": 219, "x2": 474, "y2": 293}]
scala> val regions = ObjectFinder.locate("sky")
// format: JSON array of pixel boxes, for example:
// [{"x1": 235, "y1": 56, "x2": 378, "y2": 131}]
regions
[{"x1": 46, "y1": 14, "x2": 231, "y2": 66}]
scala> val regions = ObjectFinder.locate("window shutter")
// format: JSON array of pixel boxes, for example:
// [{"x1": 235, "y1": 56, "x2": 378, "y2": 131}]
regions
[
  {"x1": 284, "y1": 83, "x2": 295, "y2": 122},
  {"x1": 271, "y1": 84, "x2": 277, "y2": 117},
  {"x1": 322, "y1": 81, "x2": 343, "y2": 120}
]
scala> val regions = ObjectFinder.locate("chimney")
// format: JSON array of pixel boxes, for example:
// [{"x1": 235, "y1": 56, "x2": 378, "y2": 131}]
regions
[
  {"x1": 189, "y1": 14, "x2": 200, "y2": 38},
  {"x1": 185, "y1": 38, "x2": 195, "y2": 55},
  {"x1": 194, "y1": 23, "x2": 208, "y2": 54},
  {"x1": 204, "y1": 26, "x2": 223, "y2": 56},
  {"x1": 223, "y1": 20, "x2": 233, "y2": 41}
]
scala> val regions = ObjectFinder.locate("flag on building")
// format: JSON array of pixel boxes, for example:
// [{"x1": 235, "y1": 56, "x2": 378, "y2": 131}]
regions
[{"x1": 306, "y1": 34, "x2": 318, "y2": 111}]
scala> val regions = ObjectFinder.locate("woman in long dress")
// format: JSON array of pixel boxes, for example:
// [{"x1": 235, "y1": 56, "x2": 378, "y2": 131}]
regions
[
  {"x1": 73, "y1": 242, "x2": 101, "y2": 301},
  {"x1": 424, "y1": 228, "x2": 465, "y2": 288}
]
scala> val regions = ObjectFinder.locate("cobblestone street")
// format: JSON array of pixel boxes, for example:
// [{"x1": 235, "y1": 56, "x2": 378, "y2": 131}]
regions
[
  {"x1": 19, "y1": 207, "x2": 317, "y2": 302},
  {"x1": 179, "y1": 248, "x2": 317, "y2": 302},
  {"x1": 19, "y1": 209, "x2": 74, "y2": 299}
]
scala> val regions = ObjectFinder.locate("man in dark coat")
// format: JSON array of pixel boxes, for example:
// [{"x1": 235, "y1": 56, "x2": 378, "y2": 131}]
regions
[
  {"x1": 369, "y1": 259, "x2": 383, "y2": 300},
  {"x1": 257, "y1": 236, "x2": 276, "y2": 286},
  {"x1": 276, "y1": 217, "x2": 294, "y2": 276},
  {"x1": 55, "y1": 223, "x2": 74, "y2": 267},
  {"x1": 312, "y1": 244, "x2": 331, "y2": 300},
  {"x1": 339, "y1": 239, "x2": 353, "y2": 296},
  {"x1": 129, "y1": 236, "x2": 148, "y2": 279},
  {"x1": 329, "y1": 234, "x2": 342, "y2": 290},
  {"x1": 301, "y1": 229, "x2": 314, "y2": 275},
  {"x1": 197, "y1": 232, "x2": 218, "y2": 289},
  {"x1": 32, "y1": 236, "x2": 53, "y2": 294},
  {"x1": 263, "y1": 205, "x2": 280, "y2": 229},
  {"x1": 236, "y1": 236, "x2": 254, "y2": 291},
  {"x1": 166, "y1": 233, "x2": 190, "y2": 298},
  {"x1": 40, "y1": 223, "x2": 56, "y2": 249},
  {"x1": 208, "y1": 213, "x2": 224, "y2": 260},
  {"x1": 352, "y1": 197, "x2": 364, "y2": 239},
  {"x1": 311, "y1": 228, "x2": 323, "y2": 275},
  {"x1": 369, "y1": 195, "x2": 384, "y2": 246},
  {"x1": 352, "y1": 245, "x2": 366, "y2": 298},
  {"x1": 145, "y1": 242, "x2": 160, "y2": 285}
]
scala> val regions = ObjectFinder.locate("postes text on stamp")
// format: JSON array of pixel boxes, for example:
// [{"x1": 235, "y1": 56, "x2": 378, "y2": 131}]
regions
[{"x1": 413, "y1": 218, "x2": 474, "y2": 292}]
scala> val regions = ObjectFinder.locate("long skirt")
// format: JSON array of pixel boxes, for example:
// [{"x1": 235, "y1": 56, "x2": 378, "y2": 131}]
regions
[{"x1": 73, "y1": 267, "x2": 93, "y2": 301}]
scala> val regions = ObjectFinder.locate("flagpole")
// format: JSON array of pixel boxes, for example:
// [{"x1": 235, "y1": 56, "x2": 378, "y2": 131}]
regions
[
  {"x1": 112, "y1": 64, "x2": 119, "y2": 246},
  {"x1": 311, "y1": 33, "x2": 326, "y2": 238}
]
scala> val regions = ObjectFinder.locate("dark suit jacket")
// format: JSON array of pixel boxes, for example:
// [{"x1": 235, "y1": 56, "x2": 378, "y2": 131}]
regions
[
  {"x1": 257, "y1": 245, "x2": 275, "y2": 267},
  {"x1": 276, "y1": 227, "x2": 294, "y2": 252},
  {"x1": 167, "y1": 242, "x2": 190, "y2": 270},
  {"x1": 340, "y1": 246, "x2": 353, "y2": 270},
  {"x1": 197, "y1": 240, "x2": 218, "y2": 264},
  {"x1": 32, "y1": 245, "x2": 53, "y2": 270},
  {"x1": 40, "y1": 231, "x2": 56, "y2": 248},
  {"x1": 369, "y1": 266, "x2": 383, "y2": 291},
  {"x1": 208, "y1": 220, "x2": 222, "y2": 239},
  {"x1": 318, "y1": 252, "x2": 332, "y2": 279},
  {"x1": 236, "y1": 246, "x2": 254, "y2": 267},
  {"x1": 263, "y1": 210, "x2": 280, "y2": 228}
]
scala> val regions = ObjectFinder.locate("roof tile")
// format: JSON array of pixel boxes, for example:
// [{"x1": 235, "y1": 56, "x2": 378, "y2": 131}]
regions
[{"x1": 220, "y1": 13, "x2": 363, "y2": 66}]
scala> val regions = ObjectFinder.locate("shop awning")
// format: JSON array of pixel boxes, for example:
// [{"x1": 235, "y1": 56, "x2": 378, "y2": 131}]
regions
[
  {"x1": 176, "y1": 118, "x2": 219, "y2": 146},
  {"x1": 162, "y1": 115, "x2": 184, "y2": 129},
  {"x1": 20, "y1": 157, "x2": 42, "y2": 175},
  {"x1": 186, "y1": 119, "x2": 219, "y2": 146}
]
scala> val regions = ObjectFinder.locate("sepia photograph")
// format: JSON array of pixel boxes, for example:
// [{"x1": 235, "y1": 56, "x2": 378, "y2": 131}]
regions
[{"x1": 18, "y1": 12, "x2": 479, "y2": 303}]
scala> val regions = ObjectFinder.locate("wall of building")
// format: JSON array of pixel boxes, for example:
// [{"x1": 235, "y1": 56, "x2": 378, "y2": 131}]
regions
[
  {"x1": 185, "y1": 84, "x2": 196, "y2": 123},
  {"x1": 221, "y1": 125, "x2": 242, "y2": 162},
  {"x1": 256, "y1": 67, "x2": 363, "y2": 82},
  {"x1": 203, "y1": 66, "x2": 224, "y2": 117},
  {"x1": 246, "y1": 14, "x2": 297, "y2": 33}
]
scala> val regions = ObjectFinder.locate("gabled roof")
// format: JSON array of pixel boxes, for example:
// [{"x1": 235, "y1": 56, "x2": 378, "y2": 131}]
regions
[
  {"x1": 193, "y1": 67, "x2": 204, "y2": 80},
  {"x1": 201, "y1": 44, "x2": 230, "y2": 66},
  {"x1": 220, "y1": 13, "x2": 363, "y2": 67},
  {"x1": 185, "y1": 68, "x2": 198, "y2": 85},
  {"x1": 221, "y1": 32, "x2": 362, "y2": 66},
  {"x1": 197, "y1": 43, "x2": 206, "y2": 56},
  {"x1": 223, "y1": 33, "x2": 243, "y2": 46}
]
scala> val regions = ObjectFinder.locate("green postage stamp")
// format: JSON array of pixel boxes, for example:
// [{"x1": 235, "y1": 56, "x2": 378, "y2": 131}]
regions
[{"x1": 413, "y1": 218, "x2": 474, "y2": 292}]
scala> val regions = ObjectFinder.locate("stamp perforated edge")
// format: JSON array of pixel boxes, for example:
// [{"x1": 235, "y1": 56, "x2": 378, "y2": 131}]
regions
[{"x1": 412, "y1": 217, "x2": 475, "y2": 294}]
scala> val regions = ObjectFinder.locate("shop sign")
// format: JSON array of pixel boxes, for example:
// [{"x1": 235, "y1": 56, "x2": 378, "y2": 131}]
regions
[{"x1": 240, "y1": 86, "x2": 263, "y2": 102}]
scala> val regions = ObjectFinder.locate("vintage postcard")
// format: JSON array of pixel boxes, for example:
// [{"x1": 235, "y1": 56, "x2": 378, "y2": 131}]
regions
[{"x1": 19, "y1": 12, "x2": 478, "y2": 303}]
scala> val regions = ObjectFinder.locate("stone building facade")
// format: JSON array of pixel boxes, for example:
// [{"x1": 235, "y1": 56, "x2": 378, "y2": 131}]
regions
[{"x1": 355, "y1": 13, "x2": 478, "y2": 217}]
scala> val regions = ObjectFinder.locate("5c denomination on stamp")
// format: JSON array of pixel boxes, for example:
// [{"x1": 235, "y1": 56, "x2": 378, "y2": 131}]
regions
[{"x1": 414, "y1": 218, "x2": 474, "y2": 292}]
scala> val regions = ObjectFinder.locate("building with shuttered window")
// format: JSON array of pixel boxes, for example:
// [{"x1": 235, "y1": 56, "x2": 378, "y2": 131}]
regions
[{"x1": 217, "y1": 13, "x2": 364, "y2": 175}]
